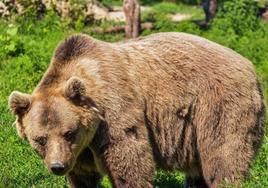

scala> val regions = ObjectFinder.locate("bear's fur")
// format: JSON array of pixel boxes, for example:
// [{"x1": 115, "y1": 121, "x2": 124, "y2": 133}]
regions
[{"x1": 9, "y1": 32, "x2": 265, "y2": 188}]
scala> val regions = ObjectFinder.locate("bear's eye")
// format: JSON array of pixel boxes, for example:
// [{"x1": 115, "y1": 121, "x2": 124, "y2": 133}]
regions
[
  {"x1": 64, "y1": 130, "x2": 77, "y2": 142},
  {"x1": 34, "y1": 136, "x2": 47, "y2": 146}
]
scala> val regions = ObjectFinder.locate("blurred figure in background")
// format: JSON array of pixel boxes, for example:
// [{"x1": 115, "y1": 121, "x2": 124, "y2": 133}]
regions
[{"x1": 203, "y1": 0, "x2": 217, "y2": 25}]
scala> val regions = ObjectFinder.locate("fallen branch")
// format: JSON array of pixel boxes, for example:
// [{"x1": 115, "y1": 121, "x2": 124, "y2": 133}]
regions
[{"x1": 91, "y1": 22, "x2": 153, "y2": 34}]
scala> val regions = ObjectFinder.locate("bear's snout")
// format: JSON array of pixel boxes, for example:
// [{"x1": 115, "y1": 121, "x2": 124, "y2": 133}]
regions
[{"x1": 50, "y1": 161, "x2": 68, "y2": 176}]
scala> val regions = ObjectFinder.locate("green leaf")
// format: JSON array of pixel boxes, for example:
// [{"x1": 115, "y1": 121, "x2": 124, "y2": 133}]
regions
[{"x1": 6, "y1": 27, "x2": 18, "y2": 36}]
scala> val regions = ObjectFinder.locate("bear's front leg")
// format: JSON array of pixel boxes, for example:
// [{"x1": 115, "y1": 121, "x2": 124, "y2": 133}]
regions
[
  {"x1": 184, "y1": 176, "x2": 208, "y2": 188},
  {"x1": 67, "y1": 147, "x2": 102, "y2": 188},
  {"x1": 104, "y1": 137, "x2": 155, "y2": 188},
  {"x1": 67, "y1": 170, "x2": 101, "y2": 188},
  {"x1": 94, "y1": 109, "x2": 156, "y2": 188}
]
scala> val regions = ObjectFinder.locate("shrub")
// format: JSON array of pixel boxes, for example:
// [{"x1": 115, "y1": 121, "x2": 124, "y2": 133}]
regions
[{"x1": 212, "y1": 0, "x2": 260, "y2": 35}]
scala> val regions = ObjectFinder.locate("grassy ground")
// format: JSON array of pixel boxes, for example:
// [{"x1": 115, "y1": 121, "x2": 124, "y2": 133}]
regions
[{"x1": 0, "y1": 1, "x2": 267, "y2": 188}]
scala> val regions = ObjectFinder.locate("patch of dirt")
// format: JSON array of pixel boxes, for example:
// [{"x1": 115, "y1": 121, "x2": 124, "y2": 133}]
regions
[
  {"x1": 94, "y1": 5, "x2": 192, "y2": 22},
  {"x1": 106, "y1": 11, "x2": 125, "y2": 22},
  {"x1": 170, "y1": 13, "x2": 192, "y2": 22},
  {"x1": 104, "y1": 6, "x2": 152, "y2": 22}
]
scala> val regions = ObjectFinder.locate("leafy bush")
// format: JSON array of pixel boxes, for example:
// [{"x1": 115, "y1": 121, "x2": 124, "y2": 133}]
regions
[
  {"x1": 154, "y1": 171, "x2": 185, "y2": 188},
  {"x1": 201, "y1": 0, "x2": 268, "y2": 66},
  {"x1": 0, "y1": 26, "x2": 24, "y2": 59},
  {"x1": 212, "y1": 0, "x2": 260, "y2": 36}
]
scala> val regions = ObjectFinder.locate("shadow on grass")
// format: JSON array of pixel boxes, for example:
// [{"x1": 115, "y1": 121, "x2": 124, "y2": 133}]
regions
[
  {"x1": 154, "y1": 171, "x2": 185, "y2": 188},
  {"x1": 0, "y1": 176, "x2": 24, "y2": 188},
  {"x1": 0, "y1": 174, "x2": 67, "y2": 188}
]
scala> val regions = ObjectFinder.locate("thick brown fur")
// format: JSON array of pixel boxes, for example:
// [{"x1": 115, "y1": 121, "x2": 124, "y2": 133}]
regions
[{"x1": 9, "y1": 32, "x2": 265, "y2": 188}]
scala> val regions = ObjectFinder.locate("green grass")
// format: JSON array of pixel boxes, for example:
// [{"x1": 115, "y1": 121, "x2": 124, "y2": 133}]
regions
[
  {"x1": 0, "y1": 1, "x2": 268, "y2": 187},
  {"x1": 152, "y1": 2, "x2": 204, "y2": 19}
]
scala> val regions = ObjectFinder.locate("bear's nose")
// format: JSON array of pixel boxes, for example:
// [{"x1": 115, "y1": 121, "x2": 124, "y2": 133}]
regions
[{"x1": 50, "y1": 162, "x2": 66, "y2": 175}]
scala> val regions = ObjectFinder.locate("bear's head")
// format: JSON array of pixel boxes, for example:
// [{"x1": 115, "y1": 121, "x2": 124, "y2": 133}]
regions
[{"x1": 8, "y1": 76, "x2": 102, "y2": 176}]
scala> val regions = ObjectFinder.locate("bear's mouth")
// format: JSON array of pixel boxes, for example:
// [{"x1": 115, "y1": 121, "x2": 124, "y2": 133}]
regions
[{"x1": 52, "y1": 169, "x2": 68, "y2": 176}]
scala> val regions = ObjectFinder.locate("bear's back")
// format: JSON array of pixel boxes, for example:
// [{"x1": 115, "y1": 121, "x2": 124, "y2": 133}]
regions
[
  {"x1": 117, "y1": 32, "x2": 254, "y2": 77},
  {"x1": 115, "y1": 32, "x2": 257, "y2": 99}
]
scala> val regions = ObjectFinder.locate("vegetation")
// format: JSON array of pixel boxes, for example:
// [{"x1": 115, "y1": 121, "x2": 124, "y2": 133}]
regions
[{"x1": 0, "y1": 0, "x2": 267, "y2": 187}]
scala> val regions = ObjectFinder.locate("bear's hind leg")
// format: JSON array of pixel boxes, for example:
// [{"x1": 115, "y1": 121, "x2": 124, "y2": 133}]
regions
[
  {"x1": 199, "y1": 139, "x2": 254, "y2": 188},
  {"x1": 197, "y1": 98, "x2": 264, "y2": 188}
]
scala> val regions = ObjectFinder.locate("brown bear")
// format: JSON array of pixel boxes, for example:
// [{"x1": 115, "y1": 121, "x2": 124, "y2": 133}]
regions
[{"x1": 9, "y1": 32, "x2": 265, "y2": 188}]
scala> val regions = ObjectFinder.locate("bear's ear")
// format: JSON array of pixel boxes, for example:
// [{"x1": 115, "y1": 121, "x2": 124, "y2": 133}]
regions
[
  {"x1": 9, "y1": 91, "x2": 32, "y2": 116},
  {"x1": 64, "y1": 76, "x2": 86, "y2": 100}
]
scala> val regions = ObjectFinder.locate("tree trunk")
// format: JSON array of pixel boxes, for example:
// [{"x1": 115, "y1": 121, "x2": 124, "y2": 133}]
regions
[{"x1": 123, "y1": 0, "x2": 141, "y2": 38}]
